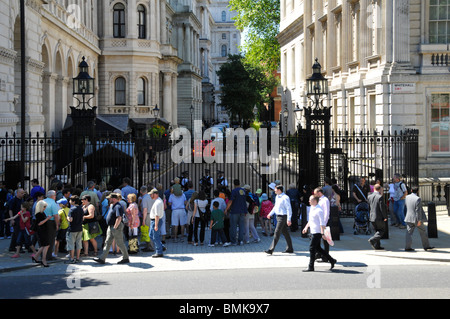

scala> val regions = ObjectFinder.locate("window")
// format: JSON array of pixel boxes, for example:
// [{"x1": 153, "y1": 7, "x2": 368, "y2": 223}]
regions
[
  {"x1": 115, "y1": 77, "x2": 126, "y2": 105},
  {"x1": 429, "y1": 0, "x2": 450, "y2": 43},
  {"x1": 138, "y1": 5, "x2": 146, "y2": 39},
  {"x1": 431, "y1": 93, "x2": 450, "y2": 152},
  {"x1": 113, "y1": 3, "x2": 126, "y2": 38},
  {"x1": 137, "y1": 78, "x2": 146, "y2": 105},
  {"x1": 222, "y1": 33, "x2": 226, "y2": 39},
  {"x1": 221, "y1": 45, "x2": 227, "y2": 57},
  {"x1": 221, "y1": 11, "x2": 226, "y2": 22}
]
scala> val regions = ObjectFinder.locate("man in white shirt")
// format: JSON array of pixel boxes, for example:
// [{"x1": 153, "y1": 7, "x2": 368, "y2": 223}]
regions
[
  {"x1": 149, "y1": 189, "x2": 165, "y2": 258},
  {"x1": 302, "y1": 195, "x2": 337, "y2": 272},
  {"x1": 314, "y1": 187, "x2": 331, "y2": 261},
  {"x1": 264, "y1": 185, "x2": 294, "y2": 255}
]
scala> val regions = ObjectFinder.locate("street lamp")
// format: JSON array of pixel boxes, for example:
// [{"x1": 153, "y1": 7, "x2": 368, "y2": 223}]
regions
[
  {"x1": 304, "y1": 58, "x2": 332, "y2": 179},
  {"x1": 73, "y1": 57, "x2": 95, "y2": 109},
  {"x1": 306, "y1": 58, "x2": 328, "y2": 109}
]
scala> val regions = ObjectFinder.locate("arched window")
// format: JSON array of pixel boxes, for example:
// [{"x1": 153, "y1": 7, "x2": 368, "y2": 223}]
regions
[
  {"x1": 137, "y1": 4, "x2": 146, "y2": 39},
  {"x1": 221, "y1": 11, "x2": 226, "y2": 22},
  {"x1": 115, "y1": 77, "x2": 126, "y2": 105},
  {"x1": 137, "y1": 78, "x2": 146, "y2": 105},
  {"x1": 113, "y1": 3, "x2": 126, "y2": 38},
  {"x1": 221, "y1": 45, "x2": 227, "y2": 57}
]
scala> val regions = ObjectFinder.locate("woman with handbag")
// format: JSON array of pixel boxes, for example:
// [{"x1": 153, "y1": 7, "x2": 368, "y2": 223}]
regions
[
  {"x1": 126, "y1": 193, "x2": 140, "y2": 254},
  {"x1": 32, "y1": 200, "x2": 51, "y2": 267},
  {"x1": 81, "y1": 195, "x2": 102, "y2": 257},
  {"x1": 192, "y1": 191, "x2": 208, "y2": 246}
]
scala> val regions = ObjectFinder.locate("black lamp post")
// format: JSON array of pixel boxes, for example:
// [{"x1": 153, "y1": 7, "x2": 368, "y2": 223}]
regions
[
  {"x1": 69, "y1": 56, "x2": 97, "y2": 185},
  {"x1": 73, "y1": 57, "x2": 95, "y2": 109},
  {"x1": 305, "y1": 58, "x2": 331, "y2": 179},
  {"x1": 153, "y1": 104, "x2": 160, "y2": 120}
]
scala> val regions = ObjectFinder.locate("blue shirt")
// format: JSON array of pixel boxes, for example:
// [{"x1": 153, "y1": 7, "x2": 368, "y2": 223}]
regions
[
  {"x1": 169, "y1": 194, "x2": 186, "y2": 210},
  {"x1": 268, "y1": 193, "x2": 292, "y2": 222},
  {"x1": 229, "y1": 187, "x2": 247, "y2": 214},
  {"x1": 43, "y1": 197, "x2": 59, "y2": 221},
  {"x1": 121, "y1": 185, "x2": 138, "y2": 202}
]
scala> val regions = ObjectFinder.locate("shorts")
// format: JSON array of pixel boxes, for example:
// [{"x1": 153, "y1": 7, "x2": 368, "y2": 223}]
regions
[
  {"x1": 66, "y1": 231, "x2": 83, "y2": 251},
  {"x1": 56, "y1": 228, "x2": 68, "y2": 242},
  {"x1": 171, "y1": 209, "x2": 187, "y2": 226}
]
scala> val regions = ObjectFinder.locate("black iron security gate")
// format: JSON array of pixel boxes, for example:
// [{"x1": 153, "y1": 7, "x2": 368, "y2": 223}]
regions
[{"x1": 0, "y1": 127, "x2": 418, "y2": 208}]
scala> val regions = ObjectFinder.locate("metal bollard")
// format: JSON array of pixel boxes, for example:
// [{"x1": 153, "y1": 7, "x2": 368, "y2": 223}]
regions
[
  {"x1": 330, "y1": 205, "x2": 340, "y2": 241},
  {"x1": 427, "y1": 202, "x2": 438, "y2": 238}
]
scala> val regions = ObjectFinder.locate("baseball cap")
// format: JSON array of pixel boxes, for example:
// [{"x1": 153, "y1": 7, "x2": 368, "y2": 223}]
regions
[{"x1": 56, "y1": 198, "x2": 68, "y2": 205}]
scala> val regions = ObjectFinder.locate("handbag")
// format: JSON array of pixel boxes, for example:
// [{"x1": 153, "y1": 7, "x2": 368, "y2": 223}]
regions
[
  {"x1": 140, "y1": 225, "x2": 150, "y2": 242},
  {"x1": 324, "y1": 226, "x2": 334, "y2": 246},
  {"x1": 88, "y1": 221, "x2": 100, "y2": 234}
]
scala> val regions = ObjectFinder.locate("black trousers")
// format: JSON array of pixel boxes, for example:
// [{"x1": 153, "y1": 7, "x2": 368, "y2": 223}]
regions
[
  {"x1": 369, "y1": 221, "x2": 386, "y2": 248},
  {"x1": 268, "y1": 215, "x2": 293, "y2": 252},
  {"x1": 309, "y1": 233, "x2": 333, "y2": 269}
]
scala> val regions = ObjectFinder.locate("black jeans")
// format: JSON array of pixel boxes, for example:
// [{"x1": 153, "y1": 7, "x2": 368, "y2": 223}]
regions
[
  {"x1": 309, "y1": 233, "x2": 333, "y2": 269},
  {"x1": 193, "y1": 216, "x2": 206, "y2": 244}
]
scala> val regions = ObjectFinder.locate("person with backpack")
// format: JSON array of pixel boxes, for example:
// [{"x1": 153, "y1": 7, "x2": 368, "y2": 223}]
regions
[
  {"x1": 94, "y1": 193, "x2": 130, "y2": 264},
  {"x1": 80, "y1": 195, "x2": 102, "y2": 257},
  {"x1": 243, "y1": 185, "x2": 260, "y2": 244},
  {"x1": 392, "y1": 174, "x2": 408, "y2": 229},
  {"x1": 192, "y1": 191, "x2": 208, "y2": 246}
]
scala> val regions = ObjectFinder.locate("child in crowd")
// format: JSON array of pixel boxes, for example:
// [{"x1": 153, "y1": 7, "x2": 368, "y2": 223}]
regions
[
  {"x1": 259, "y1": 193, "x2": 274, "y2": 236},
  {"x1": 66, "y1": 195, "x2": 84, "y2": 264},
  {"x1": 54, "y1": 198, "x2": 70, "y2": 257},
  {"x1": 209, "y1": 201, "x2": 231, "y2": 247},
  {"x1": 5, "y1": 202, "x2": 37, "y2": 258}
]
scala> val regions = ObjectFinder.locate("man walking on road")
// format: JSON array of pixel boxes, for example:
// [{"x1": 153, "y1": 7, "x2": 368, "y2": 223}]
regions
[
  {"x1": 404, "y1": 186, "x2": 434, "y2": 252},
  {"x1": 94, "y1": 193, "x2": 130, "y2": 264},
  {"x1": 302, "y1": 195, "x2": 336, "y2": 272},
  {"x1": 265, "y1": 185, "x2": 294, "y2": 255},
  {"x1": 368, "y1": 184, "x2": 388, "y2": 250}
]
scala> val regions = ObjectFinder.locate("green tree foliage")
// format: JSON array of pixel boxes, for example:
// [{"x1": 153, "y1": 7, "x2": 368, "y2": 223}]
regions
[
  {"x1": 229, "y1": 0, "x2": 280, "y2": 74},
  {"x1": 217, "y1": 54, "x2": 277, "y2": 123}
]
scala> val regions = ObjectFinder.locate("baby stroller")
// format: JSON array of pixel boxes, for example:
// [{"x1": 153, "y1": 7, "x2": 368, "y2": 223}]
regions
[{"x1": 353, "y1": 202, "x2": 371, "y2": 235}]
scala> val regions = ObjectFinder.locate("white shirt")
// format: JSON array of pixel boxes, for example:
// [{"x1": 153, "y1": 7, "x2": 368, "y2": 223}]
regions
[
  {"x1": 308, "y1": 204, "x2": 325, "y2": 234},
  {"x1": 318, "y1": 195, "x2": 330, "y2": 224},
  {"x1": 268, "y1": 193, "x2": 292, "y2": 222},
  {"x1": 149, "y1": 197, "x2": 164, "y2": 219},
  {"x1": 210, "y1": 197, "x2": 227, "y2": 212}
]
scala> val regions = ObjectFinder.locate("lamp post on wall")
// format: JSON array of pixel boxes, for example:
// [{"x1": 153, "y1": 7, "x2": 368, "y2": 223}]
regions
[
  {"x1": 70, "y1": 57, "x2": 97, "y2": 185},
  {"x1": 305, "y1": 58, "x2": 331, "y2": 179},
  {"x1": 72, "y1": 57, "x2": 95, "y2": 110}
]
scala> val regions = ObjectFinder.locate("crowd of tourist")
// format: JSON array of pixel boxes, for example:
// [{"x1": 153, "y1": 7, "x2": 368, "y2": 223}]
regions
[{"x1": 0, "y1": 172, "x2": 436, "y2": 270}]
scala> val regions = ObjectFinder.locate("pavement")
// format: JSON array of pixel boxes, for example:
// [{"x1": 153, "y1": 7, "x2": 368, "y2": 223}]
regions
[{"x1": 1, "y1": 206, "x2": 449, "y2": 274}]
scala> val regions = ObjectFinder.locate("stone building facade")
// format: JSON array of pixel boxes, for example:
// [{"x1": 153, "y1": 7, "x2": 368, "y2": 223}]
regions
[
  {"x1": 278, "y1": 0, "x2": 450, "y2": 178},
  {"x1": 0, "y1": 0, "x2": 240, "y2": 136}
]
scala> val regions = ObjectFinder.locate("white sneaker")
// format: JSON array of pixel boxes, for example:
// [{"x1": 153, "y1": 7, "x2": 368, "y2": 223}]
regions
[
  {"x1": 223, "y1": 242, "x2": 231, "y2": 247},
  {"x1": 208, "y1": 244, "x2": 215, "y2": 247}
]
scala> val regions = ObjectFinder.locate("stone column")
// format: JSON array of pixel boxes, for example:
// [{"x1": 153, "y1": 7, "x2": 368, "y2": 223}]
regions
[
  {"x1": 172, "y1": 73, "x2": 178, "y2": 126},
  {"x1": 42, "y1": 72, "x2": 57, "y2": 133},
  {"x1": 359, "y1": 0, "x2": 371, "y2": 68},
  {"x1": 162, "y1": 72, "x2": 172, "y2": 125},
  {"x1": 393, "y1": 0, "x2": 410, "y2": 63}
]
